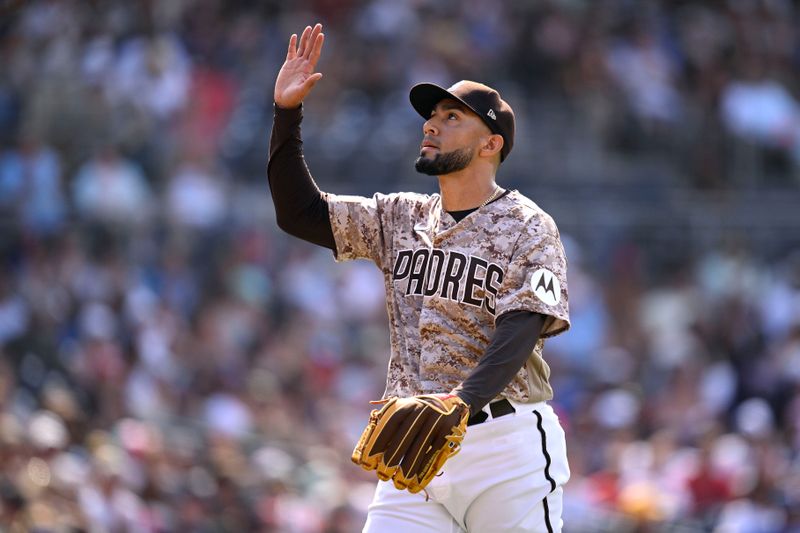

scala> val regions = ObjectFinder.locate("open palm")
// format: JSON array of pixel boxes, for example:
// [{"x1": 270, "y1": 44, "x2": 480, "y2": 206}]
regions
[{"x1": 274, "y1": 23, "x2": 325, "y2": 108}]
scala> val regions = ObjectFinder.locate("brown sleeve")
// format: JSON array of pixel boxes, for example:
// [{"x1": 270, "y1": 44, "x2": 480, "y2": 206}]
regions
[{"x1": 267, "y1": 104, "x2": 336, "y2": 250}]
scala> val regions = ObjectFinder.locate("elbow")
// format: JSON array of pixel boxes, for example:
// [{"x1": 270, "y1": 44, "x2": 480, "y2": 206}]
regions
[
  {"x1": 268, "y1": 184, "x2": 296, "y2": 235},
  {"x1": 275, "y1": 210, "x2": 311, "y2": 242},
  {"x1": 275, "y1": 212, "x2": 297, "y2": 236}
]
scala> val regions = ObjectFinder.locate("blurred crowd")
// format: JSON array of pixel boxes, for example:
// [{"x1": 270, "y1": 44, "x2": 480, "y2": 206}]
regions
[
  {"x1": 3, "y1": 0, "x2": 800, "y2": 191},
  {"x1": 1, "y1": 0, "x2": 800, "y2": 532}
]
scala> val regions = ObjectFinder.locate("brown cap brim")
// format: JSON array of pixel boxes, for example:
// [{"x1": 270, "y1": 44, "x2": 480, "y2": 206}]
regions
[{"x1": 410, "y1": 83, "x2": 501, "y2": 135}]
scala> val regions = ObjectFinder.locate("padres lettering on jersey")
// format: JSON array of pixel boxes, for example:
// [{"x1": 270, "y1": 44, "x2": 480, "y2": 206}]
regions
[
  {"x1": 392, "y1": 249, "x2": 504, "y2": 314},
  {"x1": 325, "y1": 190, "x2": 570, "y2": 404}
]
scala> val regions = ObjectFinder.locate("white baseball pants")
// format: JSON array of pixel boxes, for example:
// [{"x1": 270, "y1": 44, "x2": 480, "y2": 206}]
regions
[{"x1": 362, "y1": 401, "x2": 570, "y2": 533}]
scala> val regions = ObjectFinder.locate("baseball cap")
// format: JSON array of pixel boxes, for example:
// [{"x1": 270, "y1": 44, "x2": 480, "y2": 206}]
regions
[{"x1": 409, "y1": 80, "x2": 515, "y2": 162}]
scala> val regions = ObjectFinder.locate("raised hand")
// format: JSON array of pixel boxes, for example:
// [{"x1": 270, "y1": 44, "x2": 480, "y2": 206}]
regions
[{"x1": 274, "y1": 23, "x2": 325, "y2": 109}]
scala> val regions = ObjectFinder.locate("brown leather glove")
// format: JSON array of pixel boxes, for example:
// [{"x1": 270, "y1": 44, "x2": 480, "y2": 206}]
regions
[{"x1": 351, "y1": 394, "x2": 470, "y2": 493}]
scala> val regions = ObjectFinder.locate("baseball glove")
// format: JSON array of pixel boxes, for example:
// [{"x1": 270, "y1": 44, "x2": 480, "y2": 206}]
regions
[{"x1": 351, "y1": 393, "x2": 470, "y2": 494}]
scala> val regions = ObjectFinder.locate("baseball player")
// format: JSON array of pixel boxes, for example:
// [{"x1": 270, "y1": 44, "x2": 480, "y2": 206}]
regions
[{"x1": 268, "y1": 23, "x2": 571, "y2": 532}]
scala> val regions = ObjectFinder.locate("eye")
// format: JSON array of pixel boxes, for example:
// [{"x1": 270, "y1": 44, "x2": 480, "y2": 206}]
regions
[{"x1": 447, "y1": 112, "x2": 458, "y2": 120}]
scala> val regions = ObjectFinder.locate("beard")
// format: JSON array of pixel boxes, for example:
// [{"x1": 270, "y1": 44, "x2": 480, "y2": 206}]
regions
[{"x1": 414, "y1": 147, "x2": 474, "y2": 176}]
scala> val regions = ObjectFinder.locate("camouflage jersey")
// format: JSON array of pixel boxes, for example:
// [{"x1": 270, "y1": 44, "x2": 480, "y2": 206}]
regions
[{"x1": 326, "y1": 189, "x2": 570, "y2": 404}]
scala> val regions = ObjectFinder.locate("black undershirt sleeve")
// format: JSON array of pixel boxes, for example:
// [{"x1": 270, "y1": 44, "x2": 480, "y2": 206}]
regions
[
  {"x1": 267, "y1": 104, "x2": 336, "y2": 250},
  {"x1": 452, "y1": 310, "x2": 546, "y2": 416}
]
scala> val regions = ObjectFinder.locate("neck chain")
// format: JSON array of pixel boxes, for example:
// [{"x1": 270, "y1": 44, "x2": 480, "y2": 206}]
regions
[{"x1": 479, "y1": 186, "x2": 502, "y2": 208}]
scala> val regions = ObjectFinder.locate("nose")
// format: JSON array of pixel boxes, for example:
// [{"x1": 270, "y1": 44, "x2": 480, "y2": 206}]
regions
[{"x1": 423, "y1": 118, "x2": 438, "y2": 136}]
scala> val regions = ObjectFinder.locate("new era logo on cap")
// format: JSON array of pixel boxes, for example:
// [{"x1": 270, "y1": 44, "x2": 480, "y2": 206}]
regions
[{"x1": 487, "y1": 109, "x2": 497, "y2": 120}]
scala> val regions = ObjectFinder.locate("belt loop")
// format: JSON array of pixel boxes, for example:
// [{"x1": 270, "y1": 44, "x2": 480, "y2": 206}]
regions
[
  {"x1": 489, "y1": 399, "x2": 516, "y2": 419},
  {"x1": 467, "y1": 399, "x2": 516, "y2": 427}
]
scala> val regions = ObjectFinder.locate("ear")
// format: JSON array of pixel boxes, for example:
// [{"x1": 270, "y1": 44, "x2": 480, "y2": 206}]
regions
[{"x1": 479, "y1": 134, "x2": 504, "y2": 159}]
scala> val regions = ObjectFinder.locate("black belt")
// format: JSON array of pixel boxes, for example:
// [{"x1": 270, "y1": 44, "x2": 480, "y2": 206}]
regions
[{"x1": 467, "y1": 398, "x2": 516, "y2": 427}]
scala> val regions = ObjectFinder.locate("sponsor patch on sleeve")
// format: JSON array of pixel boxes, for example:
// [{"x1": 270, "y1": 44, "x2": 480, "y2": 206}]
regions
[{"x1": 531, "y1": 268, "x2": 561, "y2": 306}]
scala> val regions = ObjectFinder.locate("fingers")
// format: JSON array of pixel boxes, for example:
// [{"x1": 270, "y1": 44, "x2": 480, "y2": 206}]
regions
[
  {"x1": 303, "y1": 23, "x2": 322, "y2": 59},
  {"x1": 308, "y1": 32, "x2": 325, "y2": 66},
  {"x1": 297, "y1": 25, "x2": 312, "y2": 57},
  {"x1": 290, "y1": 23, "x2": 324, "y2": 68}
]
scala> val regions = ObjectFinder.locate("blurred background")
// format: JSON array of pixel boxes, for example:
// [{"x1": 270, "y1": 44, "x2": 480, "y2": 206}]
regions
[{"x1": 1, "y1": 0, "x2": 800, "y2": 531}]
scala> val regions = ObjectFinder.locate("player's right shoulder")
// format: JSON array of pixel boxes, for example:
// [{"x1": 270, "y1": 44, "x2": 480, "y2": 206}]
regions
[
  {"x1": 379, "y1": 191, "x2": 433, "y2": 204},
  {"x1": 325, "y1": 191, "x2": 436, "y2": 215},
  {"x1": 375, "y1": 191, "x2": 437, "y2": 213}
]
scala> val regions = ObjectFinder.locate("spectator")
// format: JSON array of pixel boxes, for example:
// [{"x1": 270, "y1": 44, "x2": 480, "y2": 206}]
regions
[
  {"x1": 606, "y1": 17, "x2": 683, "y2": 129},
  {"x1": 0, "y1": 131, "x2": 65, "y2": 235},
  {"x1": 110, "y1": 33, "x2": 191, "y2": 121},
  {"x1": 72, "y1": 144, "x2": 152, "y2": 225},
  {"x1": 165, "y1": 153, "x2": 229, "y2": 229},
  {"x1": 720, "y1": 55, "x2": 800, "y2": 160}
]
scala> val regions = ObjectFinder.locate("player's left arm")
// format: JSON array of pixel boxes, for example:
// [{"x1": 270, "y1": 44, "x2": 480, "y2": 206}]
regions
[
  {"x1": 451, "y1": 310, "x2": 545, "y2": 415},
  {"x1": 453, "y1": 214, "x2": 570, "y2": 414}
]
